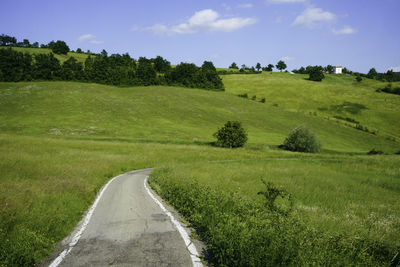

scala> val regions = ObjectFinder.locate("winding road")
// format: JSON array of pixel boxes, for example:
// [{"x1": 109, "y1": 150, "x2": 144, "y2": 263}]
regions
[{"x1": 45, "y1": 169, "x2": 203, "y2": 267}]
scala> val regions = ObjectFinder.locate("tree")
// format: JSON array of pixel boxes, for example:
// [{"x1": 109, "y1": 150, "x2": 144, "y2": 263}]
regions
[
  {"x1": 282, "y1": 125, "x2": 321, "y2": 153},
  {"x1": 367, "y1": 68, "x2": 377, "y2": 79},
  {"x1": 49, "y1": 40, "x2": 70, "y2": 55},
  {"x1": 386, "y1": 70, "x2": 395, "y2": 82},
  {"x1": 22, "y1": 39, "x2": 30, "y2": 47},
  {"x1": 32, "y1": 42, "x2": 39, "y2": 48},
  {"x1": 276, "y1": 60, "x2": 287, "y2": 72},
  {"x1": 153, "y1": 55, "x2": 171, "y2": 73},
  {"x1": 263, "y1": 64, "x2": 274, "y2": 72},
  {"x1": 256, "y1": 62, "x2": 261, "y2": 71},
  {"x1": 60, "y1": 57, "x2": 83, "y2": 81},
  {"x1": 76, "y1": 48, "x2": 83, "y2": 53},
  {"x1": 309, "y1": 66, "x2": 325, "y2": 81},
  {"x1": 213, "y1": 121, "x2": 247, "y2": 148},
  {"x1": 325, "y1": 65, "x2": 334, "y2": 74},
  {"x1": 100, "y1": 49, "x2": 108, "y2": 57},
  {"x1": 0, "y1": 34, "x2": 17, "y2": 46},
  {"x1": 33, "y1": 53, "x2": 61, "y2": 80},
  {"x1": 201, "y1": 61, "x2": 224, "y2": 90},
  {"x1": 135, "y1": 57, "x2": 157, "y2": 85},
  {"x1": 229, "y1": 62, "x2": 238, "y2": 69},
  {"x1": 356, "y1": 76, "x2": 362, "y2": 82},
  {"x1": 0, "y1": 48, "x2": 33, "y2": 81}
]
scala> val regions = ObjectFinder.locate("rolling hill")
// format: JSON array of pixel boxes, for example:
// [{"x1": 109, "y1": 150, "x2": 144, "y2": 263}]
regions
[
  {"x1": 0, "y1": 71, "x2": 399, "y2": 265},
  {"x1": 222, "y1": 72, "x2": 400, "y2": 141}
]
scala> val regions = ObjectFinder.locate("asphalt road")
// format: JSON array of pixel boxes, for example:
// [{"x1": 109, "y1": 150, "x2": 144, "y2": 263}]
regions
[{"x1": 45, "y1": 169, "x2": 203, "y2": 267}]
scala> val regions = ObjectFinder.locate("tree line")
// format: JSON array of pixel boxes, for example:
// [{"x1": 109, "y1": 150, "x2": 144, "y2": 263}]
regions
[
  {"x1": 292, "y1": 65, "x2": 399, "y2": 82},
  {"x1": 228, "y1": 60, "x2": 287, "y2": 72},
  {"x1": 0, "y1": 46, "x2": 224, "y2": 90},
  {"x1": 0, "y1": 34, "x2": 71, "y2": 55}
]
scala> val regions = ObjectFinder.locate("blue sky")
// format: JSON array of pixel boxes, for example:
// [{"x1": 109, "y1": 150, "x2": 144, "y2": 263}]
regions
[{"x1": 1, "y1": 0, "x2": 399, "y2": 73}]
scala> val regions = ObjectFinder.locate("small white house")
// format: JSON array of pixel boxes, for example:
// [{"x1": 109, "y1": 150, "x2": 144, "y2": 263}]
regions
[{"x1": 333, "y1": 66, "x2": 342, "y2": 74}]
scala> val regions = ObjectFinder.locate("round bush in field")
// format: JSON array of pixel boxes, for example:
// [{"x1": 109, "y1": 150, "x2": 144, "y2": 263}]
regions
[
  {"x1": 283, "y1": 125, "x2": 321, "y2": 153},
  {"x1": 214, "y1": 121, "x2": 247, "y2": 148}
]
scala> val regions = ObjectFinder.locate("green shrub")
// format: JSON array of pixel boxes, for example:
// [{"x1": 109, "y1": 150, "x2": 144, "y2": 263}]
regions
[
  {"x1": 282, "y1": 125, "x2": 322, "y2": 153},
  {"x1": 213, "y1": 121, "x2": 247, "y2": 148},
  {"x1": 260, "y1": 98, "x2": 266, "y2": 103},
  {"x1": 367, "y1": 148, "x2": 383, "y2": 155},
  {"x1": 308, "y1": 66, "x2": 325, "y2": 82}
]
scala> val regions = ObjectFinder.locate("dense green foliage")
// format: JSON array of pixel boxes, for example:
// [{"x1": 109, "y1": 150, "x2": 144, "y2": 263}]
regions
[
  {"x1": 229, "y1": 62, "x2": 239, "y2": 69},
  {"x1": 262, "y1": 64, "x2": 274, "y2": 71},
  {"x1": 48, "y1": 40, "x2": 70, "y2": 55},
  {"x1": 213, "y1": 121, "x2": 248, "y2": 148},
  {"x1": 0, "y1": 48, "x2": 223, "y2": 90},
  {"x1": 167, "y1": 61, "x2": 224, "y2": 90},
  {"x1": 283, "y1": 125, "x2": 322, "y2": 153},
  {"x1": 308, "y1": 66, "x2": 325, "y2": 82},
  {"x1": 275, "y1": 60, "x2": 287, "y2": 72}
]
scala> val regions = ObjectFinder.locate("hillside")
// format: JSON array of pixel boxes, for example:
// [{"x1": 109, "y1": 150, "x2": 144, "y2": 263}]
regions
[
  {"x1": 0, "y1": 46, "x2": 89, "y2": 63},
  {"x1": 0, "y1": 81, "x2": 398, "y2": 153},
  {"x1": 0, "y1": 81, "x2": 399, "y2": 265},
  {"x1": 222, "y1": 72, "x2": 400, "y2": 141}
]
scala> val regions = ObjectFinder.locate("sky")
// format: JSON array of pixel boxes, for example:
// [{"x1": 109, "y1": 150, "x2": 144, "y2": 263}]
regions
[{"x1": 1, "y1": 0, "x2": 399, "y2": 73}]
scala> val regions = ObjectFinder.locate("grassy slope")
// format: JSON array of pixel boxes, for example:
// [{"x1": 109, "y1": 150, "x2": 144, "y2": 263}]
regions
[
  {"x1": 0, "y1": 46, "x2": 89, "y2": 63},
  {"x1": 222, "y1": 72, "x2": 400, "y2": 140},
  {"x1": 0, "y1": 81, "x2": 399, "y2": 265},
  {"x1": 0, "y1": 81, "x2": 398, "y2": 153}
]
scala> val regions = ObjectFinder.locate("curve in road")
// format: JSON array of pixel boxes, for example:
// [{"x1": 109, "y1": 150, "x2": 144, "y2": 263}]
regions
[{"x1": 48, "y1": 169, "x2": 203, "y2": 267}]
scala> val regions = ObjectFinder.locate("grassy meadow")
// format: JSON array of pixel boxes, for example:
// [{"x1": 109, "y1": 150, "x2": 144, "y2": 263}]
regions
[
  {"x1": 222, "y1": 72, "x2": 400, "y2": 141},
  {"x1": 0, "y1": 78, "x2": 399, "y2": 265}
]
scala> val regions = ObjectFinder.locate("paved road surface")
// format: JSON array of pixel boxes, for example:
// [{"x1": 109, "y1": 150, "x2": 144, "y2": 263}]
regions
[{"x1": 46, "y1": 169, "x2": 202, "y2": 267}]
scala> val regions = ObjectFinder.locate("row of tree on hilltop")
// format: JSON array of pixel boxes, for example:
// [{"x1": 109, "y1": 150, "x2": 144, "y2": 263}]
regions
[
  {"x1": 0, "y1": 47, "x2": 224, "y2": 90},
  {"x1": 229, "y1": 60, "x2": 287, "y2": 72},
  {"x1": 0, "y1": 34, "x2": 71, "y2": 55}
]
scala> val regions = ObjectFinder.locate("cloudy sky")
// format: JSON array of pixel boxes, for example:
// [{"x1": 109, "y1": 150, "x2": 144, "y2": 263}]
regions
[{"x1": 1, "y1": 0, "x2": 399, "y2": 73}]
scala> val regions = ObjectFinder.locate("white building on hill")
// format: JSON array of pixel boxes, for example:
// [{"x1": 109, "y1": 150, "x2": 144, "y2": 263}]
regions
[{"x1": 334, "y1": 66, "x2": 342, "y2": 74}]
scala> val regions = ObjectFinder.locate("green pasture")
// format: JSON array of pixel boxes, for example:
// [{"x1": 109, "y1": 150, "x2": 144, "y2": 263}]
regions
[
  {"x1": 222, "y1": 72, "x2": 400, "y2": 140},
  {"x1": 0, "y1": 80, "x2": 399, "y2": 265}
]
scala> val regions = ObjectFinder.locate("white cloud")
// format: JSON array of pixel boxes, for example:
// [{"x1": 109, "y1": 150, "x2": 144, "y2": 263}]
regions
[
  {"x1": 237, "y1": 3, "x2": 253, "y2": 8},
  {"x1": 280, "y1": 56, "x2": 295, "y2": 61},
  {"x1": 78, "y1": 34, "x2": 103, "y2": 44},
  {"x1": 78, "y1": 34, "x2": 95, "y2": 41},
  {"x1": 389, "y1": 66, "x2": 400, "y2": 72},
  {"x1": 292, "y1": 7, "x2": 336, "y2": 28},
  {"x1": 147, "y1": 9, "x2": 257, "y2": 35},
  {"x1": 332, "y1": 26, "x2": 357, "y2": 35},
  {"x1": 267, "y1": 0, "x2": 306, "y2": 4}
]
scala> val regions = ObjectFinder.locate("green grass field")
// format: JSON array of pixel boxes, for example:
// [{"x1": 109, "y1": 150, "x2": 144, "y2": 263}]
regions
[
  {"x1": 222, "y1": 72, "x2": 400, "y2": 141},
  {"x1": 0, "y1": 79, "x2": 399, "y2": 265},
  {"x1": 0, "y1": 47, "x2": 89, "y2": 63}
]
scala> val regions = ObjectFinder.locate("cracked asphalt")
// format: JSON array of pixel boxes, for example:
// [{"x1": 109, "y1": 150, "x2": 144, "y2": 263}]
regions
[{"x1": 50, "y1": 169, "x2": 197, "y2": 267}]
